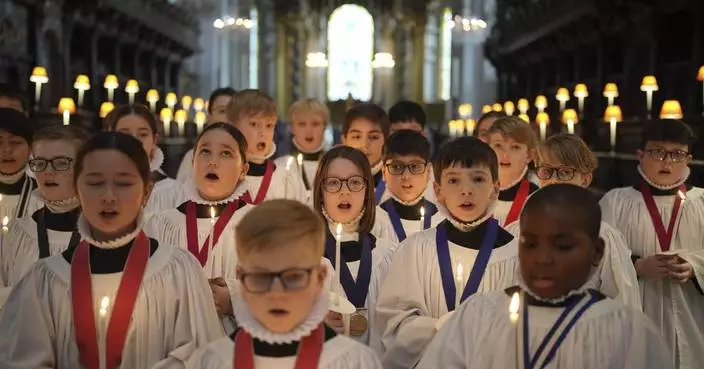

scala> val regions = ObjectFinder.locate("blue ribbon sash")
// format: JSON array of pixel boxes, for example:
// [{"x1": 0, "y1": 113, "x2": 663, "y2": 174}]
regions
[
  {"x1": 324, "y1": 234, "x2": 373, "y2": 308},
  {"x1": 436, "y1": 218, "x2": 499, "y2": 311},
  {"x1": 375, "y1": 180, "x2": 386, "y2": 203},
  {"x1": 382, "y1": 199, "x2": 438, "y2": 242}
]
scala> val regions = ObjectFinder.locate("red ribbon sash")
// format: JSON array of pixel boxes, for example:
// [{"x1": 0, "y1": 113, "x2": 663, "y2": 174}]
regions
[
  {"x1": 641, "y1": 182, "x2": 686, "y2": 252},
  {"x1": 504, "y1": 179, "x2": 531, "y2": 226},
  {"x1": 234, "y1": 325, "x2": 324, "y2": 369},
  {"x1": 242, "y1": 160, "x2": 274, "y2": 205},
  {"x1": 186, "y1": 200, "x2": 239, "y2": 267},
  {"x1": 71, "y1": 231, "x2": 150, "y2": 369}
]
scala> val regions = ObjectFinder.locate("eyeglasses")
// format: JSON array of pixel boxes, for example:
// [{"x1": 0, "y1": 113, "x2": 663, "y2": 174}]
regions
[
  {"x1": 322, "y1": 176, "x2": 366, "y2": 193},
  {"x1": 238, "y1": 266, "x2": 318, "y2": 294},
  {"x1": 28, "y1": 157, "x2": 74, "y2": 172},
  {"x1": 385, "y1": 161, "x2": 428, "y2": 175},
  {"x1": 536, "y1": 166, "x2": 578, "y2": 181},
  {"x1": 644, "y1": 149, "x2": 689, "y2": 163}
]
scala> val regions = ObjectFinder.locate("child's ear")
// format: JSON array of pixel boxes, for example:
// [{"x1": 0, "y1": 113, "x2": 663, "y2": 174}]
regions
[
  {"x1": 316, "y1": 264, "x2": 328, "y2": 287},
  {"x1": 593, "y1": 237, "x2": 606, "y2": 266},
  {"x1": 433, "y1": 180, "x2": 443, "y2": 203},
  {"x1": 340, "y1": 134, "x2": 347, "y2": 145},
  {"x1": 582, "y1": 173, "x2": 593, "y2": 187},
  {"x1": 636, "y1": 149, "x2": 644, "y2": 161},
  {"x1": 142, "y1": 182, "x2": 154, "y2": 208},
  {"x1": 527, "y1": 148, "x2": 537, "y2": 164},
  {"x1": 491, "y1": 179, "x2": 500, "y2": 199},
  {"x1": 240, "y1": 162, "x2": 250, "y2": 180}
]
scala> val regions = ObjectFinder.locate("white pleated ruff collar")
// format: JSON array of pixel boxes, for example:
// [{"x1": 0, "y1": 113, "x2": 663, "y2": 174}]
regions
[
  {"x1": 150, "y1": 147, "x2": 165, "y2": 173},
  {"x1": 292, "y1": 138, "x2": 326, "y2": 156},
  {"x1": 436, "y1": 200, "x2": 497, "y2": 232},
  {"x1": 182, "y1": 178, "x2": 248, "y2": 205},
  {"x1": 637, "y1": 165, "x2": 690, "y2": 191},
  {"x1": 321, "y1": 207, "x2": 364, "y2": 235},
  {"x1": 77, "y1": 213, "x2": 146, "y2": 249},
  {"x1": 499, "y1": 166, "x2": 528, "y2": 191},
  {"x1": 516, "y1": 270, "x2": 600, "y2": 305},
  {"x1": 232, "y1": 260, "x2": 331, "y2": 344}
]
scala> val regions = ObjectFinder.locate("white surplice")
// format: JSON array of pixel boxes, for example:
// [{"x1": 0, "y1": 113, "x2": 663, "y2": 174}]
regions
[
  {"x1": 0, "y1": 241, "x2": 224, "y2": 369},
  {"x1": 245, "y1": 162, "x2": 307, "y2": 204},
  {"x1": 177, "y1": 148, "x2": 195, "y2": 183},
  {"x1": 145, "y1": 178, "x2": 186, "y2": 214},
  {"x1": 504, "y1": 220, "x2": 642, "y2": 309},
  {"x1": 375, "y1": 201, "x2": 445, "y2": 245},
  {"x1": 273, "y1": 154, "x2": 321, "y2": 205},
  {"x1": 375, "y1": 220, "x2": 519, "y2": 369},
  {"x1": 600, "y1": 185, "x2": 704, "y2": 369},
  {"x1": 416, "y1": 289, "x2": 672, "y2": 369}
]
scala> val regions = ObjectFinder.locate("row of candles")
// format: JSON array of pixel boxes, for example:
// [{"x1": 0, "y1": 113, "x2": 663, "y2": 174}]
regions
[{"x1": 448, "y1": 70, "x2": 704, "y2": 151}]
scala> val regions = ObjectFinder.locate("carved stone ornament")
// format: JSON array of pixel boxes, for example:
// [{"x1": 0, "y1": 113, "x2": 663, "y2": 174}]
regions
[{"x1": 0, "y1": 2, "x2": 28, "y2": 53}]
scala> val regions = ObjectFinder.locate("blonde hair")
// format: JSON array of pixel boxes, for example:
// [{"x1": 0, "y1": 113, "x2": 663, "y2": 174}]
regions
[
  {"x1": 287, "y1": 98, "x2": 330, "y2": 124},
  {"x1": 487, "y1": 116, "x2": 538, "y2": 150},
  {"x1": 537, "y1": 133, "x2": 598, "y2": 173},
  {"x1": 227, "y1": 89, "x2": 277, "y2": 123},
  {"x1": 235, "y1": 199, "x2": 326, "y2": 258}
]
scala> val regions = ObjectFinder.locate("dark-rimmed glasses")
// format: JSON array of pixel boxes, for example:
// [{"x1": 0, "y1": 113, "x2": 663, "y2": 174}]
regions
[
  {"x1": 536, "y1": 166, "x2": 578, "y2": 181},
  {"x1": 385, "y1": 161, "x2": 428, "y2": 175},
  {"x1": 644, "y1": 149, "x2": 689, "y2": 163},
  {"x1": 28, "y1": 157, "x2": 74, "y2": 172},
  {"x1": 238, "y1": 266, "x2": 318, "y2": 293},
  {"x1": 322, "y1": 176, "x2": 366, "y2": 193}
]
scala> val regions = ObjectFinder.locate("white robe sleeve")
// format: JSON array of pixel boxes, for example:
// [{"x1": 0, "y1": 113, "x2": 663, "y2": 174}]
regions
[
  {"x1": 145, "y1": 179, "x2": 186, "y2": 214},
  {"x1": 177, "y1": 149, "x2": 195, "y2": 183},
  {"x1": 597, "y1": 222, "x2": 642, "y2": 309}
]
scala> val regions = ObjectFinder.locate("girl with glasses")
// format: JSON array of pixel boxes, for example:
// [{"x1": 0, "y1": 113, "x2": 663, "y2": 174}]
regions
[
  {"x1": 188, "y1": 200, "x2": 382, "y2": 369},
  {"x1": 503, "y1": 133, "x2": 641, "y2": 308},
  {"x1": 145, "y1": 123, "x2": 255, "y2": 333},
  {"x1": 313, "y1": 146, "x2": 396, "y2": 352},
  {"x1": 104, "y1": 104, "x2": 185, "y2": 213},
  {"x1": 0, "y1": 132, "x2": 223, "y2": 368},
  {"x1": 0, "y1": 126, "x2": 88, "y2": 296}
]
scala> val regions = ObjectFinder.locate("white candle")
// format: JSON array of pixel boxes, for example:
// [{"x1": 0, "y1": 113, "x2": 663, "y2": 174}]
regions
[
  {"x1": 297, "y1": 153, "x2": 303, "y2": 168},
  {"x1": 567, "y1": 120, "x2": 575, "y2": 134},
  {"x1": 577, "y1": 97, "x2": 585, "y2": 117},
  {"x1": 0, "y1": 216, "x2": 8, "y2": 248},
  {"x1": 62, "y1": 110, "x2": 70, "y2": 125},
  {"x1": 609, "y1": 118, "x2": 617, "y2": 151},
  {"x1": 284, "y1": 156, "x2": 294, "y2": 198},
  {"x1": 539, "y1": 122, "x2": 547, "y2": 141},
  {"x1": 455, "y1": 263, "x2": 464, "y2": 308},
  {"x1": 419, "y1": 206, "x2": 425, "y2": 232},
  {"x1": 162, "y1": 117, "x2": 171, "y2": 136},
  {"x1": 646, "y1": 91, "x2": 653, "y2": 119},
  {"x1": 209, "y1": 207, "x2": 215, "y2": 272},
  {"x1": 334, "y1": 223, "x2": 342, "y2": 305},
  {"x1": 509, "y1": 292, "x2": 520, "y2": 323},
  {"x1": 510, "y1": 292, "x2": 523, "y2": 369}
]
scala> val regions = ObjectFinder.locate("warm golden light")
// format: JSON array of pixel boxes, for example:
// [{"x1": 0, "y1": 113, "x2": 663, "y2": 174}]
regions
[
  {"x1": 573, "y1": 83, "x2": 588, "y2": 98},
  {"x1": 194, "y1": 111, "x2": 206, "y2": 132},
  {"x1": 535, "y1": 95, "x2": 548, "y2": 112},
  {"x1": 99, "y1": 102, "x2": 115, "y2": 119},
  {"x1": 193, "y1": 97, "x2": 205, "y2": 112},
  {"x1": 555, "y1": 87, "x2": 570, "y2": 102},
  {"x1": 125, "y1": 79, "x2": 139, "y2": 94},
  {"x1": 160, "y1": 107, "x2": 173, "y2": 123},
  {"x1": 58, "y1": 98, "x2": 76, "y2": 125},
  {"x1": 503, "y1": 101, "x2": 515, "y2": 116},
  {"x1": 604, "y1": 105, "x2": 623, "y2": 122},
  {"x1": 165, "y1": 92, "x2": 178, "y2": 109},
  {"x1": 659, "y1": 100, "x2": 683, "y2": 120},
  {"x1": 562, "y1": 109, "x2": 578, "y2": 124},
  {"x1": 458, "y1": 103, "x2": 472, "y2": 118},
  {"x1": 481, "y1": 105, "x2": 492, "y2": 114},
  {"x1": 640, "y1": 75, "x2": 659, "y2": 92},
  {"x1": 181, "y1": 95, "x2": 193, "y2": 111},
  {"x1": 517, "y1": 99, "x2": 529, "y2": 114},
  {"x1": 465, "y1": 119, "x2": 476, "y2": 135},
  {"x1": 603, "y1": 83, "x2": 619, "y2": 98},
  {"x1": 518, "y1": 114, "x2": 530, "y2": 123},
  {"x1": 697, "y1": 66, "x2": 704, "y2": 81},
  {"x1": 146, "y1": 89, "x2": 160, "y2": 103},
  {"x1": 536, "y1": 112, "x2": 550, "y2": 125},
  {"x1": 73, "y1": 75, "x2": 90, "y2": 90},
  {"x1": 492, "y1": 103, "x2": 502, "y2": 112},
  {"x1": 103, "y1": 75, "x2": 119, "y2": 89},
  {"x1": 30, "y1": 66, "x2": 49, "y2": 84},
  {"x1": 509, "y1": 292, "x2": 520, "y2": 323},
  {"x1": 175, "y1": 109, "x2": 187, "y2": 124}
]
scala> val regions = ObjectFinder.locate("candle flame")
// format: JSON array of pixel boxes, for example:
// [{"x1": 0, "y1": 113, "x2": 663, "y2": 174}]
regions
[
  {"x1": 286, "y1": 156, "x2": 294, "y2": 170},
  {"x1": 2, "y1": 216, "x2": 8, "y2": 227},
  {"x1": 509, "y1": 292, "x2": 520, "y2": 314},
  {"x1": 210, "y1": 206, "x2": 216, "y2": 219},
  {"x1": 420, "y1": 206, "x2": 425, "y2": 218},
  {"x1": 336, "y1": 223, "x2": 342, "y2": 238},
  {"x1": 99, "y1": 296, "x2": 110, "y2": 317},
  {"x1": 297, "y1": 153, "x2": 303, "y2": 166},
  {"x1": 455, "y1": 263, "x2": 463, "y2": 281}
]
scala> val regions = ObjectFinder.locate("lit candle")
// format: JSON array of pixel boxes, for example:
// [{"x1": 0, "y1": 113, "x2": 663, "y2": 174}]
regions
[
  {"x1": 334, "y1": 223, "x2": 342, "y2": 305},
  {"x1": 297, "y1": 153, "x2": 303, "y2": 169},
  {"x1": 455, "y1": 263, "x2": 464, "y2": 308},
  {"x1": 509, "y1": 292, "x2": 523, "y2": 369},
  {"x1": 419, "y1": 206, "x2": 425, "y2": 232},
  {"x1": 2, "y1": 216, "x2": 8, "y2": 234},
  {"x1": 209, "y1": 207, "x2": 215, "y2": 272},
  {"x1": 509, "y1": 292, "x2": 520, "y2": 323},
  {"x1": 284, "y1": 156, "x2": 294, "y2": 198},
  {"x1": 99, "y1": 296, "x2": 110, "y2": 318}
]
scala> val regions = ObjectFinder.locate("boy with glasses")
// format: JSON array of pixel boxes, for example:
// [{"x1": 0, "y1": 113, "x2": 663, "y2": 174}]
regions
[
  {"x1": 503, "y1": 133, "x2": 640, "y2": 308},
  {"x1": 377, "y1": 131, "x2": 444, "y2": 243},
  {"x1": 187, "y1": 199, "x2": 382, "y2": 368},
  {"x1": 600, "y1": 119, "x2": 704, "y2": 368}
]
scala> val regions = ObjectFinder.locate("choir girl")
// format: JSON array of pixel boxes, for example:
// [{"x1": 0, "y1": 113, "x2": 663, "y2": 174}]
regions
[
  {"x1": 600, "y1": 119, "x2": 704, "y2": 368},
  {"x1": 104, "y1": 104, "x2": 185, "y2": 213},
  {"x1": 0, "y1": 132, "x2": 223, "y2": 368},
  {"x1": 0, "y1": 125, "x2": 89, "y2": 289},
  {"x1": 473, "y1": 110, "x2": 506, "y2": 142},
  {"x1": 186, "y1": 199, "x2": 382, "y2": 369},
  {"x1": 227, "y1": 89, "x2": 305, "y2": 204},
  {"x1": 177, "y1": 87, "x2": 237, "y2": 183},
  {"x1": 145, "y1": 123, "x2": 255, "y2": 325},
  {"x1": 0, "y1": 108, "x2": 41, "y2": 218},
  {"x1": 416, "y1": 184, "x2": 672, "y2": 369},
  {"x1": 312, "y1": 146, "x2": 396, "y2": 351},
  {"x1": 486, "y1": 116, "x2": 539, "y2": 226},
  {"x1": 274, "y1": 98, "x2": 330, "y2": 202},
  {"x1": 375, "y1": 136, "x2": 519, "y2": 369},
  {"x1": 341, "y1": 103, "x2": 390, "y2": 203},
  {"x1": 377, "y1": 130, "x2": 444, "y2": 244},
  {"x1": 503, "y1": 133, "x2": 640, "y2": 307}
]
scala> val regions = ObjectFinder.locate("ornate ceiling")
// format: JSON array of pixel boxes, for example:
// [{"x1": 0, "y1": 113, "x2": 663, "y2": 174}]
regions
[{"x1": 267, "y1": 0, "x2": 433, "y2": 15}]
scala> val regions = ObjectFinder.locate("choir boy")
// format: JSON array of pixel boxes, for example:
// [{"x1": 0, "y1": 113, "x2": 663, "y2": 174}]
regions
[
  {"x1": 178, "y1": 87, "x2": 237, "y2": 182},
  {"x1": 377, "y1": 130, "x2": 444, "y2": 243},
  {"x1": 228, "y1": 89, "x2": 306, "y2": 204},
  {"x1": 600, "y1": 119, "x2": 704, "y2": 368},
  {"x1": 274, "y1": 98, "x2": 330, "y2": 202},
  {"x1": 0, "y1": 108, "x2": 41, "y2": 218},
  {"x1": 186, "y1": 199, "x2": 382, "y2": 369},
  {"x1": 474, "y1": 111, "x2": 506, "y2": 142},
  {"x1": 486, "y1": 117, "x2": 539, "y2": 226},
  {"x1": 341, "y1": 103, "x2": 390, "y2": 203},
  {"x1": 416, "y1": 184, "x2": 672, "y2": 369},
  {"x1": 375, "y1": 136, "x2": 519, "y2": 369}
]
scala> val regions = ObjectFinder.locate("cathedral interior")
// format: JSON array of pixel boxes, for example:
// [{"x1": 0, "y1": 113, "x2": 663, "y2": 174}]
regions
[{"x1": 1, "y1": 0, "x2": 704, "y2": 192}]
